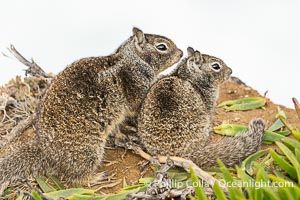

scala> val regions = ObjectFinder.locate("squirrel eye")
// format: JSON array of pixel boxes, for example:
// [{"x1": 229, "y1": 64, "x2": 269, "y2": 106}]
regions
[
  {"x1": 211, "y1": 63, "x2": 221, "y2": 71},
  {"x1": 156, "y1": 43, "x2": 168, "y2": 51}
]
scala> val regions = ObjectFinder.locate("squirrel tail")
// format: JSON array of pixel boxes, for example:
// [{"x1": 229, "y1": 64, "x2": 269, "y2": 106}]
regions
[
  {"x1": 0, "y1": 137, "x2": 46, "y2": 185},
  {"x1": 191, "y1": 118, "x2": 265, "y2": 167}
]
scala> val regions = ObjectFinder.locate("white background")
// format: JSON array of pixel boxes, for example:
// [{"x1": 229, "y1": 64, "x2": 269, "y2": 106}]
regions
[{"x1": 0, "y1": 0, "x2": 299, "y2": 108}]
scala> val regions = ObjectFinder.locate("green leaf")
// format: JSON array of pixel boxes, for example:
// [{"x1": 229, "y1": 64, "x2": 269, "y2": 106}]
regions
[
  {"x1": 213, "y1": 182, "x2": 227, "y2": 200},
  {"x1": 292, "y1": 127, "x2": 300, "y2": 141},
  {"x1": 67, "y1": 189, "x2": 145, "y2": 200},
  {"x1": 104, "y1": 187, "x2": 145, "y2": 200},
  {"x1": 68, "y1": 194, "x2": 105, "y2": 200},
  {"x1": 167, "y1": 171, "x2": 189, "y2": 182},
  {"x1": 236, "y1": 167, "x2": 254, "y2": 182},
  {"x1": 268, "y1": 118, "x2": 285, "y2": 132},
  {"x1": 254, "y1": 188, "x2": 264, "y2": 200},
  {"x1": 275, "y1": 110, "x2": 287, "y2": 119},
  {"x1": 189, "y1": 166, "x2": 208, "y2": 200},
  {"x1": 32, "y1": 190, "x2": 43, "y2": 200},
  {"x1": 240, "y1": 149, "x2": 269, "y2": 175},
  {"x1": 262, "y1": 187, "x2": 280, "y2": 200},
  {"x1": 254, "y1": 165, "x2": 272, "y2": 199},
  {"x1": 263, "y1": 130, "x2": 285, "y2": 143},
  {"x1": 295, "y1": 148, "x2": 300, "y2": 163},
  {"x1": 2, "y1": 187, "x2": 15, "y2": 197},
  {"x1": 213, "y1": 124, "x2": 286, "y2": 144},
  {"x1": 236, "y1": 167, "x2": 255, "y2": 199},
  {"x1": 263, "y1": 141, "x2": 273, "y2": 145},
  {"x1": 276, "y1": 130, "x2": 291, "y2": 136},
  {"x1": 268, "y1": 174, "x2": 300, "y2": 198},
  {"x1": 278, "y1": 187, "x2": 294, "y2": 200},
  {"x1": 49, "y1": 176, "x2": 65, "y2": 190},
  {"x1": 35, "y1": 176, "x2": 56, "y2": 193},
  {"x1": 213, "y1": 124, "x2": 248, "y2": 136},
  {"x1": 188, "y1": 195, "x2": 196, "y2": 200},
  {"x1": 281, "y1": 137, "x2": 300, "y2": 150},
  {"x1": 44, "y1": 188, "x2": 95, "y2": 199},
  {"x1": 254, "y1": 163, "x2": 269, "y2": 182},
  {"x1": 217, "y1": 159, "x2": 245, "y2": 200},
  {"x1": 122, "y1": 184, "x2": 145, "y2": 191},
  {"x1": 273, "y1": 169, "x2": 295, "y2": 183},
  {"x1": 218, "y1": 97, "x2": 266, "y2": 111},
  {"x1": 270, "y1": 149, "x2": 297, "y2": 179},
  {"x1": 289, "y1": 185, "x2": 300, "y2": 200},
  {"x1": 259, "y1": 153, "x2": 272, "y2": 167},
  {"x1": 276, "y1": 142, "x2": 300, "y2": 184},
  {"x1": 138, "y1": 177, "x2": 154, "y2": 185},
  {"x1": 122, "y1": 177, "x2": 127, "y2": 188},
  {"x1": 268, "y1": 174, "x2": 294, "y2": 184},
  {"x1": 16, "y1": 195, "x2": 23, "y2": 200}
]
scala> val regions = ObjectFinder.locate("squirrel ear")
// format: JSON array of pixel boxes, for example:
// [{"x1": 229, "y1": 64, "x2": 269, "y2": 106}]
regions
[
  {"x1": 187, "y1": 47, "x2": 195, "y2": 56},
  {"x1": 132, "y1": 27, "x2": 145, "y2": 44},
  {"x1": 194, "y1": 50, "x2": 203, "y2": 65}
]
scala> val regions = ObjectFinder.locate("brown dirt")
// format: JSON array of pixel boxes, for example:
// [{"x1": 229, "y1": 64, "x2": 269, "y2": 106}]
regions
[
  {"x1": 96, "y1": 79, "x2": 299, "y2": 194},
  {"x1": 1, "y1": 78, "x2": 299, "y2": 195}
]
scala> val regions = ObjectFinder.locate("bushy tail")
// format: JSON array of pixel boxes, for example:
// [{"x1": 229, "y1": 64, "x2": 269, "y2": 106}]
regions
[
  {"x1": 190, "y1": 119, "x2": 265, "y2": 167},
  {"x1": 0, "y1": 137, "x2": 46, "y2": 185}
]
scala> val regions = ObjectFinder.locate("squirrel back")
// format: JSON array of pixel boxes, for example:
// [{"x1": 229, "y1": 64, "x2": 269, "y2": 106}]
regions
[
  {"x1": 0, "y1": 28, "x2": 183, "y2": 188},
  {"x1": 138, "y1": 47, "x2": 265, "y2": 167}
]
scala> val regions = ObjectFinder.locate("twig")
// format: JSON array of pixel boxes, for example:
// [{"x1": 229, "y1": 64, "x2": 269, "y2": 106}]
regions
[
  {"x1": 146, "y1": 158, "x2": 173, "y2": 196},
  {"x1": 124, "y1": 145, "x2": 222, "y2": 199},
  {"x1": 23, "y1": 179, "x2": 53, "y2": 200},
  {"x1": 103, "y1": 160, "x2": 119, "y2": 167},
  {"x1": 95, "y1": 179, "x2": 122, "y2": 192},
  {"x1": 0, "y1": 45, "x2": 51, "y2": 149},
  {"x1": 7, "y1": 45, "x2": 50, "y2": 78},
  {"x1": 0, "y1": 113, "x2": 36, "y2": 150},
  {"x1": 126, "y1": 186, "x2": 213, "y2": 200},
  {"x1": 126, "y1": 192, "x2": 154, "y2": 200},
  {"x1": 129, "y1": 144, "x2": 228, "y2": 193},
  {"x1": 167, "y1": 186, "x2": 197, "y2": 199},
  {"x1": 86, "y1": 171, "x2": 114, "y2": 187},
  {"x1": 0, "y1": 93, "x2": 17, "y2": 123},
  {"x1": 292, "y1": 97, "x2": 300, "y2": 120}
]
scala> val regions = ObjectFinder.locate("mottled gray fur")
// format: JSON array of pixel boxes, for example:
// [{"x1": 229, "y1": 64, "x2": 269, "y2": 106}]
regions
[
  {"x1": 138, "y1": 47, "x2": 265, "y2": 167},
  {"x1": 0, "y1": 28, "x2": 183, "y2": 186}
]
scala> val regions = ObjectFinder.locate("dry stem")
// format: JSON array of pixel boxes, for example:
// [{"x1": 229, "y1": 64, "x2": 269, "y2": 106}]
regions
[
  {"x1": 130, "y1": 144, "x2": 228, "y2": 193},
  {"x1": 0, "y1": 113, "x2": 36, "y2": 149},
  {"x1": 7, "y1": 45, "x2": 50, "y2": 78},
  {"x1": 0, "y1": 44, "x2": 51, "y2": 149},
  {"x1": 292, "y1": 97, "x2": 300, "y2": 120}
]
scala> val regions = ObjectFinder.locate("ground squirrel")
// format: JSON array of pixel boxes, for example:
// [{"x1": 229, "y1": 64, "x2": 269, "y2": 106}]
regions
[
  {"x1": 0, "y1": 28, "x2": 183, "y2": 186},
  {"x1": 138, "y1": 47, "x2": 265, "y2": 167}
]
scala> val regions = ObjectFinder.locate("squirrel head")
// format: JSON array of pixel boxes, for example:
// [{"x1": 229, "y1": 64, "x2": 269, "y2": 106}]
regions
[
  {"x1": 130, "y1": 27, "x2": 183, "y2": 73},
  {"x1": 176, "y1": 47, "x2": 232, "y2": 88}
]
